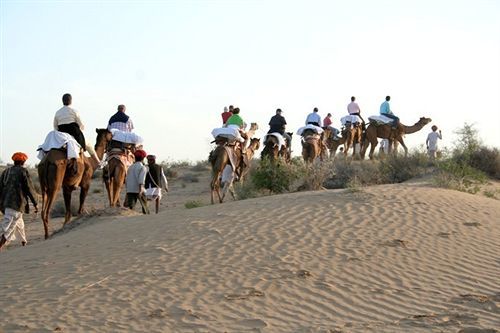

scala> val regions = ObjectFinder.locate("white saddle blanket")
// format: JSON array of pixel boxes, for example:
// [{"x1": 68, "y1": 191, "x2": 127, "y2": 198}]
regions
[
  {"x1": 110, "y1": 129, "x2": 144, "y2": 145},
  {"x1": 341, "y1": 115, "x2": 362, "y2": 125},
  {"x1": 37, "y1": 130, "x2": 81, "y2": 160},
  {"x1": 211, "y1": 127, "x2": 244, "y2": 143},
  {"x1": 368, "y1": 115, "x2": 393, "y2": 124},
  {"x1": 297, "y1": 124, "x2": 323, "y2": 136},
  {"x1": 263, "y1": 132, "x2": 286, "y2": 151}
]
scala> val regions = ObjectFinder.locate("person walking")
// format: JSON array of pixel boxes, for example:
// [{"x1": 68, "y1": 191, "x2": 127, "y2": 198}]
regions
[
  {"x1": 125, "y1": 150, "x2": 150, "y2": 214},
  {"x1": 0, "y1": 152, "x2": 38, "y2": 250},
  {"x1": 145, "y1": 155, "x2": 169, "y2": 214},
  {"x1": 426, "y1": 125, "x2": 443, "y2": 161}
]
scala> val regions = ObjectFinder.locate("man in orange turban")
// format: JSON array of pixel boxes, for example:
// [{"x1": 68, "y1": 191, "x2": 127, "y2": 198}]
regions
[{"x1": 0, "y1": 152, "x2": 39, "y2": 250}]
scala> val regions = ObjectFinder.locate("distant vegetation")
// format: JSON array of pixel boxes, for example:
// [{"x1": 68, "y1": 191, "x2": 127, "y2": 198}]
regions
[{"x1": 235, "y1": 123, "x2": 499, "y2": 200}]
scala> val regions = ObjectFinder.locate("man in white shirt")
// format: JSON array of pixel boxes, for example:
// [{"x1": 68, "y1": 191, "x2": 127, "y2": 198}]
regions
[
  {"x1": 53, "y1": 93, "x2": 87, "y2": 151},
  {"x1": 426, "y1": 125, "x2": 442, "y2": 160},
  {"x1": 125, "y1": 149, "x2": 150, "y2": 214},
  {"x1": 305, "y1": 107, "x2": 322, "y2": 127}
]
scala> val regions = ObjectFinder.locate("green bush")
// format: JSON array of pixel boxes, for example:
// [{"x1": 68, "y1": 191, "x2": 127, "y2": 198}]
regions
[
  {"x1": 184, "y1": 200, "x2": 204, "y2": 209},
  {"x1": 434, "y1": 159, "x2": 486, "y2": 194},
  {"x1": 251, "y1": 158, "x2": 304, "y2": 193},
  {"x1": 190, "y1": 160, "x2": 210, "y2": 172},
  {"x1": 379, "y1": 151, "x2": 429, "y2": 183}
]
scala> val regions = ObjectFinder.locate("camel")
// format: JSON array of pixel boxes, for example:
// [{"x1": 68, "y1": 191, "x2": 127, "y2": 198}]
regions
[
  {"x1": 94, "y1": 128, "x2": 132, "y2": 207},
  {"x1": 301, "y1": 129, "x2": 327, "y2": 164},
  {"x1": 38, "y1": 145, "x2": 100, "y2": 239},
  {"x1": 261, "y1": 132, "x2": 292, "y2": 163},
  {"x1": 361, "y1": 117, "x2": 432, "y2": 159},
  {"x1": 209, "y1": 138, "x2": 260, "y2": 204},
  {"x1": 341, "y1": 122, "x2": 363, "y2": 158}
]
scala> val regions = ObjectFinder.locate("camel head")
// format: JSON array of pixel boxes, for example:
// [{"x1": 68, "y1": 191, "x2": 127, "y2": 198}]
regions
[
  {"x1": 249, "y1": 138, "x2": 261, "y2": 151},
  {"x1": 94, "y1": 128, "x2": 112, "y2": 157},
  {"x1": 249, "y1": 123, "x2": 259, "y2": 131},
  {"x1": 418, "y1": 117, "x2": 432, "y2": 126}
]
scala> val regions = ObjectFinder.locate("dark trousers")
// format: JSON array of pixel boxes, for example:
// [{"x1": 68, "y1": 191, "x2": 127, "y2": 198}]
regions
[
  {"x1": 125, "y1": 193, "x2": 150, "y2": 214},
  {"x1": 382, "y1": 113, "x2": 399, "y2": 126},
  {"x1": 58, "y1": 123, "x2": 86, "y2": 150},
  {"x1": 307, "y1": 122, "x2": 320, "y2": 127}
]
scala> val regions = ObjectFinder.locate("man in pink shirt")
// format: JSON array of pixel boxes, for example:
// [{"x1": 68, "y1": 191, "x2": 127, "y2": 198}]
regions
[{"x1": 347, "y1": 96, "x2": 365, "y2": 122}]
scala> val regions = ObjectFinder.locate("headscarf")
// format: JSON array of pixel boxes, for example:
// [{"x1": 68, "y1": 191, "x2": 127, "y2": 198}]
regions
[
  {"x1": 12, "y1": 152, "x2": 28, "y2": 162},
  {"x1": 147, "y1": 154, "x2": 156, "y2": 160},
  {"x1": 134, "y1": 149, "x2": 147, "y2": 159}
]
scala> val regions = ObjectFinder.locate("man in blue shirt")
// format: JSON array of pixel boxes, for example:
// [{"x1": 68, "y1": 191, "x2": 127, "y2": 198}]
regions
[{"x1": 380, "y1": 96, "x2": 399, "y2": 128}]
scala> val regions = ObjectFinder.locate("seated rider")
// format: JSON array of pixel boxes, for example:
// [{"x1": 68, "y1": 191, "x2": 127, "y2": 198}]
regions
[
  {"x1": 108, "y1": 104, "x2": 134, "y2": 133},
  {"x1": 323, "y1": 112, "x2": 340, "y2": 140},
  {"x1": 347, "y1": 96, "x2": 365, "y2": 123},
  {"x1": 268, "y1": 108, "x2": 292, "y2": 153},
  {"x1": 225, "y1": 107, "x2": 247, "y2": 151},
  {"x1": 380, "y1": 96, "x2": 399, "y2": 128},
  {"x1": 53, "y1": 93, "x2": 87, "y2": 151},
  {"x1": 305, "y1": 107, "x2": 322, "y2": 127}
]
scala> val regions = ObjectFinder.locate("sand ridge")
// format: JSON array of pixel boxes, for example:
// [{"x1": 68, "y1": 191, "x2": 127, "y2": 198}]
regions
[{"x1": 1, "y1": 181, "x2": 499, "y2": 332}]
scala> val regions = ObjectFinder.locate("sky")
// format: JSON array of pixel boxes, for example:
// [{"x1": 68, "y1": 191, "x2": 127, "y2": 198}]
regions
[{"x1": 1, "y1": 0, "x2": 499, "y2": 165}]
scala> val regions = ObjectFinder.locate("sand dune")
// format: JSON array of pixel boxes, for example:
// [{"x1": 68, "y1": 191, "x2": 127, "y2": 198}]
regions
[{"x1": 1, "y1": 180, "x2": 499, "y2": 332}]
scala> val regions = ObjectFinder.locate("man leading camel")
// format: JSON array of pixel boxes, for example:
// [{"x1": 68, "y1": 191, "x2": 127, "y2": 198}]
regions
[{"x1": 0, "y1": 152, "x2": 38, "y2": 250}]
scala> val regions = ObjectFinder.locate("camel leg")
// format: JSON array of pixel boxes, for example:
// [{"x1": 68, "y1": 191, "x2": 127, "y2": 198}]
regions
[
  {"x1": 62, "y1": 186, "x2": 73, "y2": 226},
  {"x1": 155, "y1": 198, "x2": 160, "y2": 214},
  {"x1": 78, "y1": 184, "x2": 90, "y2": 215},
  {"x1": 104, "y1": 178, "x2": 112, "y2": 206},
  {"x1": 369, "y1": 139, "x2": 378, "y2": 160},
  {"x1": 395, "y1": 138, "x2": 408, "y2": 156},
  {"x1": 112, "y1": 166, "x2": 126, "y2": 207}
]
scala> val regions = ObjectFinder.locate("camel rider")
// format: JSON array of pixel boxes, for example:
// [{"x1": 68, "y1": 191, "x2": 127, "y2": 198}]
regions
[
  {"x1": 269, "y1": 108, "x2": 292, "y2": 154},
  {"x1": 347, "y1": 96, "x2": 365, "y2": 123},
  {"x1": 108, "y1": 104, "x2": 134, "y2": 132},
  {"x1": 323, "y1": 113, "x2": 340, "y2": 140},
  {"x1": 305, "y1": 107, "x2": 322, "y2": 127},
  {"x1": 380, "y1": 96, "x2": 399, "y2": 128},
  {"x1": 54, "y1": 93, "x2": 87, "y2": 151},
  {"x1": 226, "y1": 107, "x2": 248, "y2": 151}
]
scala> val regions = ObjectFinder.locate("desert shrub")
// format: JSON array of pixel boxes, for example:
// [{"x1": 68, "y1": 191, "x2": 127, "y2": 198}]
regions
[
  {"x1": 190, "y1": 160, "x2": 210, "y2": 172},
  {"x1": 92, "y1": 188, "x2": 102, "y2": 194},
  {"x1": 234, "y1": 181, "x2": 261, "y2": 200},
  {"x1": 299, "y1": 160, "x2": 334, "y2": 191},
  {"x1": 324, "y1": 159, "x2": 385, "y2": 189},
  {"x1": 163, "y1": 166, "x2": 178, "y2": 179},
  {"x1": 251, "y1": 158, "x2": 304, "y2": 193},
  {"x1": 50, "y1": 200, "x2": 79, "y2": 218},
  {"x1": 467, "y1": 147, "x2": 500, "y2": 179},
  {"x1": 379, "y1": 151, "x2": 429, "y2": 183},
  {"x1": 434, "y1": 159, "x2": 486, "y2": 194},
  {"x1": 185, "y1": 200, "x2": 204, "y2": 209},
  {"x1": 180, "y1": 173, "x2": 199, "y2": 183}
]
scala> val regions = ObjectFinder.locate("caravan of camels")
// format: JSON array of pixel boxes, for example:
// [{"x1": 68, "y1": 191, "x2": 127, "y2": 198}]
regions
[{"x1": 30, "y1": 94, "x2": 432, "y2": 238}]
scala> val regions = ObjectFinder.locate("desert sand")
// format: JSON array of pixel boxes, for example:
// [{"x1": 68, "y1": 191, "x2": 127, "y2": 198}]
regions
[{"x1": 0, "y1": 168, "x2": 499, "y2": 332}]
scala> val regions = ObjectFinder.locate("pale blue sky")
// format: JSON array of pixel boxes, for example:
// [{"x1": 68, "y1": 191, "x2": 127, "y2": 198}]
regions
[{"x1": 1, "y1": 0, "x2": 499, "y2": 164}]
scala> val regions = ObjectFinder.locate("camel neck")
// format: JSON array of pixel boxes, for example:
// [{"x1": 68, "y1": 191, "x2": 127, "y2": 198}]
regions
[{"x1": 403, "y1": 122, "x2": 426, "y2": 134}]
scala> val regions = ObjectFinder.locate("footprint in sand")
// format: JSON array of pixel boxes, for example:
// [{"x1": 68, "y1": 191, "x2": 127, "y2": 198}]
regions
[
  {"x1": 224, "y1": 288, "x2": 265, "y2": 300},
  {"x1": 381, "y1": 239, "x2": 409, "y2": 248},
  {"x1": 458, "y1": 328, "x2": 498, "y2": 333},
  {"x1": 238, "y1": 318, "x2": 267, "y2": 329},
  {"x1": 463, "y1": 222, "x2": 481, "y2": 227}
]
